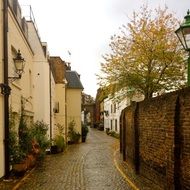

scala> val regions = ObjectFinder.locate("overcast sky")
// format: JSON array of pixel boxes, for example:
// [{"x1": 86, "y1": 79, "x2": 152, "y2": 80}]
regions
[{"x1": 18, "y1": 0, "x2": 189, "y2": 98}]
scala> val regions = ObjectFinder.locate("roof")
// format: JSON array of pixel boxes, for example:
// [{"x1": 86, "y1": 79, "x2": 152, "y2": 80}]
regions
[{"x1": 65, "y1": 71, "x2": 84, "y2": 89}]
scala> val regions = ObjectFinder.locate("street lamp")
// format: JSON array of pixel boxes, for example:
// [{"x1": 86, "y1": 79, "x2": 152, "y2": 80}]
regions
[
  {"x1": 175, "y1": 10, "x2": 190, "y2": 86},
  {"x1": 0, "y1": 49, "x2": 25, "y2": 95},
  {"x1": 13, "y1": 49, "x2": 25, "y2": 79}
]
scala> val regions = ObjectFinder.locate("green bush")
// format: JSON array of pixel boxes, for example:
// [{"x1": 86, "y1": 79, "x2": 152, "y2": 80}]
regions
[
  {"x1": 30, "y1": 121, "x2": 50, "y2": 158},
  {"x1": 9, "y1": 108, "x2": 29, "y2": 164},
  {"x1": 82, "y1": 124, "x2": 89, "y2": 137},
  {"x1": 68, "y1": 120, "x2": 81, "y2": 143},
  {"x1": 53, "y1": 124, "x2": 66, "y2": 150},
  {"x1": 9, "y1": 105, "x2": 50, "y2": 164},
  {"x1": 18, "y1": 114, "x2": 32, "y2": 155},
  {"x1": 54, "y1": 135, "x2": 65, "y2": 150},
  {"x1": 107, "y1": 130, "x2": 119, "y2": 139}
]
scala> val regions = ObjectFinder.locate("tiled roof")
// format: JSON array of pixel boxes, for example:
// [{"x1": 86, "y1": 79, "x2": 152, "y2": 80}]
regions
[{"x1": 66, "y1": 71, "x2": 84, "y2": 89}]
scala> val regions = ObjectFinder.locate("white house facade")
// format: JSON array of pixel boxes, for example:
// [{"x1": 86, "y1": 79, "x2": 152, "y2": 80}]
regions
[
  {"x1": 27, "y1": 19, "x2": 51, "y2": 129},
  {"x1": 104, "y1": 97, "x2": 129, "y2": 134}
]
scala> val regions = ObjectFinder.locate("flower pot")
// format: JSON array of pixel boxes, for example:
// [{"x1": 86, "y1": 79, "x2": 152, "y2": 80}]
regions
[
  {"x1": 26, "y1": 154, "x2": 36, "y2": 168},
  {"x1": 82, "y1": 136, "x2": 86, "y2": 142},
  {"x1": 51, "y1": 145, "x2": 58, "y2": 154},
  {"x1": 12, "y1": 161, "x2": 27, "y2": 176}
]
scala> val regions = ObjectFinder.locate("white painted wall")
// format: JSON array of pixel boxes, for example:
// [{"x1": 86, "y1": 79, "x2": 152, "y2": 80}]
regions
[
  {"x1": 0, "y1": 2, "x2": 34, "y2": 178},
  {"x1": 104, "y1": 92, "x2": 144, "y2": 134},
  {"x1": 104, "y1": 97, "x2": 129, "y2": 134},
  {"x1": 27, "y1": 22, "x2": 50, "y2": 127}
]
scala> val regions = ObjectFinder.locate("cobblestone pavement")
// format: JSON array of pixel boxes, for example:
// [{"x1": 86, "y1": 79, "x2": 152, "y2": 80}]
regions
[{"x1": 11, "y1": 128, "x2": 131, "y2": 190}]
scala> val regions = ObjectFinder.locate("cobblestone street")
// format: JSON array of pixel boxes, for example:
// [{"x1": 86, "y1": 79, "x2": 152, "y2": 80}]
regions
[{"x1": 16, "y1": 128, "x2": 131, "y2": 190}]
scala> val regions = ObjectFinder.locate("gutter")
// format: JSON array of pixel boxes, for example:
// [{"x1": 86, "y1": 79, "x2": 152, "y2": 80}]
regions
[{"x1": 49, "y1": 61, "x2": 52, "y2": 140}]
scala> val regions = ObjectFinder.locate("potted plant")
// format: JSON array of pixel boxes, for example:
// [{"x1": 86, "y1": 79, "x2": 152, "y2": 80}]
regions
[
  {"x1": 11, "y1": 145, "x2": 28, "y2": 175},
  {"x1": 9, "y1": 105, "x2": 50, "y2": 175},
  {"x1": 81, "y1": 124, "x2": 89, "y2": 142},
  {"x1": 54, "y1": 135, "x2": 65, "y2": 152},
  {"x1": 68, "y1": 120, "x2": 81, "y2": 144},
  {"x1": 50, "y1": 143, "x2": 58, "y2": 154},
  {"x1": 51, "y1": 124, "x2": 65, "y2": 154},
  {"x1": 9, "y1": 109, "x2": 28, "y2": 175},
  {"x1": 30, "y1": 121, "x2": 50, "y2": 158}
]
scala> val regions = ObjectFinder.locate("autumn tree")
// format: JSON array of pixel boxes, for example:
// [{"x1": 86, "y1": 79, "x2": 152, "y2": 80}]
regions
[{"x1": 98, "y1": 5, "x2": 187, "y2": 99}]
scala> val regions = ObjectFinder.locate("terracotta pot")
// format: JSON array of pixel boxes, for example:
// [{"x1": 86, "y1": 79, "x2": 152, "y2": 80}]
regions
[
  {"x1": 26, "y1": 154, "x2": 36, "y2": 168},
  {"x1": 12, "y1": 161, "x2": 27, "y2": 174}
]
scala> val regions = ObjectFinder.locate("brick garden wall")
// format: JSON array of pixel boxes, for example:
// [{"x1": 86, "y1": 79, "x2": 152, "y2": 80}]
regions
[
  {"x1": 120, "y1": 87, "x2": 190, "y2": 189},
  {"x1": 179, "y1": 89, "x2": 190, "y2": 189}
]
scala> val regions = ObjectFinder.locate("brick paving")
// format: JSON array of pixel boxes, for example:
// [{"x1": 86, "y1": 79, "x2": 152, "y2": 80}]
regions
[
  {"x1": 0, "y1": 128, "x2": 163, "y2": 190},
  {"x1": 0, "y1": 128, "x2": 130, "y2": 190}
]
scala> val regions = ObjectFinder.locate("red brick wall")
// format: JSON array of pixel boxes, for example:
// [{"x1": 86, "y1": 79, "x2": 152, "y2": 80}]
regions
[{"x1": 121, "y1": 87, "x2": 190, "y2": 189}]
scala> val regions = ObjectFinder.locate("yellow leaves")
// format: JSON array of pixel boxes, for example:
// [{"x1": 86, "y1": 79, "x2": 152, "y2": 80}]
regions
[{"x1": 97, "y1": 4, "x2": 187, "y2": 99}]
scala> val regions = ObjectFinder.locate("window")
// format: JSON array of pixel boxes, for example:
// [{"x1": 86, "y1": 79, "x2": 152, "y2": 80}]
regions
[
  {"x1": 115, "y1": 119, "x2": 117, "y2": 131},
  {"x1": 29, "y1": 70, "x2": 32, "y2": 95},
  {"x1": 54, "y1": 102, "x2": 59, "y2": 113},
  {"x1": 114, "y1": 104, "x2": 116, "y2": 113}
]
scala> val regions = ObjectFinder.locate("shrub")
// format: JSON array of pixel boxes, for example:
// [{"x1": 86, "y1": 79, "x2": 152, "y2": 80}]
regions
[
  {"x1": 82, "y1": 124, "x2": 89, "y2": 137},
  {"x1": 30, "y1": 121, "x2": 50, "y2": 158},
  {"x1": 9, "y1": 108, "x2": 29, "y2": 164},
  {"x1": 54, "y1": 135, "x2": 65, "y2": 150},
  {"x1": 9, "y1": 105, "x2": 50, "y2": 169},
  {"x1": 53, "y1": 124, "x2": 66, "y2": 150},
  {"x1": 68, "y1": 120, "x2": 81, "y2": 143},
  {"x1": 105, "y1": 128, "x2": 110, "y2": 135},
  {"x1": 107, "y1": 130, "x2": 119, "y2": 139},
  {"x1": 18, "y1": 113, "x2": 32, "y2": 156}
]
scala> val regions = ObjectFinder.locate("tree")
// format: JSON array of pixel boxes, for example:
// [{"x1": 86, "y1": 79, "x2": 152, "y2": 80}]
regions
[{"x1": 98, "y1": 5, "x2": 187, "y2": 99}]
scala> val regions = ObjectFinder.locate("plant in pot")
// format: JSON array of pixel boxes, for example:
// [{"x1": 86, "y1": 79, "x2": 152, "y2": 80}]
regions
[
  {"x1": 54, "y1": 135, "x2": 65, "y2": 153},
  {"x1": 9, "y1": 108, "x2": 29, "y2": 175},
  {"x1": 50, "y1": 141, "x2": 58, "y2": 154},
  {"x1": 81, "y1": 124, "x2": 89, "y2": 142},
  {"x1": 68, "y1": 120, "x2": 81, "y2": 144},
  {"x1": 30, "y1": 120, "x2": 50, "y2": 159},
  {"x1": 11, "y1": 146, "x2": 27, "y2": 175},
  {"x1": 51, "y1": 124, "x2": 65, "y2": 154}
]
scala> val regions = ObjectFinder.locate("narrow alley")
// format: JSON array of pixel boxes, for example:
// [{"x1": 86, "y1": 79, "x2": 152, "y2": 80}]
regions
[{"x1": 16, "y1": 128, "x2": 131, "y2": 190}]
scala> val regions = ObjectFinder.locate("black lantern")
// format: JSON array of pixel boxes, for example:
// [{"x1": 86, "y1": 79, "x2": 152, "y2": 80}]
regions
[
  {"x1": 175, "y1": 10, "x2": 190, "y2": 86},
  {"x1": 175, "y1": 10, "x2": 190, "y2": 51},
  {"x1": 0, "y1": 49, "x2": 25, "y2": 95},
  {"x1": 12, "y1": 49, "x2": 25, "y2": 78}
]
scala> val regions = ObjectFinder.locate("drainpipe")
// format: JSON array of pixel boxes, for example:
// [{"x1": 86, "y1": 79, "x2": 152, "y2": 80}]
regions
[
  {"x1": 49, "y1": 61, "x2": 52, "y2": 140},
  {"x1": 3, "y1": 0, "x2": 10, "y2": 178},
  {"x1": 65, "y1": 84, "x2": 67, "y2": 144}
]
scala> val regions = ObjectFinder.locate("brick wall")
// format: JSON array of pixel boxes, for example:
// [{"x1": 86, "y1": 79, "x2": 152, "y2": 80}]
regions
[
  {"x1": 179, "y1": 88, "x2": 190, "y2": 189},
  {"x1": 121, "y1": 87, "x2": 190, "y2": 189}
]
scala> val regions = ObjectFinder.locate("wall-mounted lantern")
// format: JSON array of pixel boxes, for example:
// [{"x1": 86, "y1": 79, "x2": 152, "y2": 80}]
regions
[
  {"x1": 175, "y1": 10, "x2": 190, "y2": 86},
  {"x1": 0, "y1": 49, "x2": 25, "y2": 95},
  {"x1": 12, "y1": 49, "x2": 25, "y2": 78}
]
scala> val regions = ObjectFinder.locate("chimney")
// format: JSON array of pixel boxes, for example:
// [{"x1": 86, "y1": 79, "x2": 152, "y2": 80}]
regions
[{"x1": 67, "y1": 62, "x2": 71, "y2": 70}]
